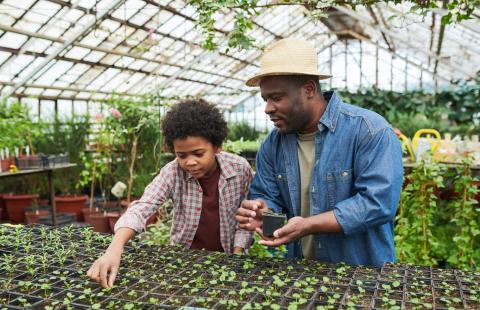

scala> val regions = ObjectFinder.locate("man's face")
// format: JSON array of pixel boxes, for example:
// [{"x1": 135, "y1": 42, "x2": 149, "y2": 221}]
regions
[
  {"x1": 260, "y1": 76, "x2": 313, "y2": 134},
  {"x1": 173, "y1": 136, "x2": 221, "y2": 180}
]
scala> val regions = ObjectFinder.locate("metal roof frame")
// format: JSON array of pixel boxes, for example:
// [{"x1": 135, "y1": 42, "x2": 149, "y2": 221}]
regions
[{"x1": 0, "y1": 1, "x2": 478, "y2": 109}]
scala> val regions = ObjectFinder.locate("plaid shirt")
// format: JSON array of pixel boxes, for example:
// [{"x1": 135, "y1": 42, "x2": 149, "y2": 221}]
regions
[{"x1": 115, "y1": 152, "x2": 254, "y2": 253}]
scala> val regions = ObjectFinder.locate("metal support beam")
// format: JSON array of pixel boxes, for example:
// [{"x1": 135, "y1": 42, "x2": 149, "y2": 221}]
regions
[
  {"x1": 433, "y1": 13, "x2": 447, "y2": 76},
  {"x1": 344, "y1": 40, "x2": 348, "y2": 89},
  {"x1": 335, "y1": 5, "x2": 473, "y2": 78},
  {"x1": 428, "y1": 13, "x2": 436, "y2": 67},
  {"x1": 375, "y1": 44, "x2": 379, "y2": 89},
  {"x1": 1, "y1": 0, "x2": 125, "y2": 99},
  {"x1": 0, "y1": 46, "x2": 235, "y2": 90},
  {"x1": 0, "y1": 24, "x2": 243, "y2": 83},
  {"x1": 329, "y1": 43, "x2": 333, "y2": 89},
  {"x1": 47, "y1": 0, "x2": 251, "y2": 66},
  {"x1": 359, "y1": 40, "x2": 363, "y2": 86},
  {"x1": 0, "y1": 81, "x2": 136, "y2": 97},
  {"x1": 367, "y1": 6, "x2": 394, "y2": 52},
  {"x1": 390, "y1": 54, "x2": 394, "y2": 91},
  {"x1": 404, "y1": 54, "x2": 408, "y2": 92},
  {"x1": 345, "y1": 30, "x2": 450, "y2": 83}
]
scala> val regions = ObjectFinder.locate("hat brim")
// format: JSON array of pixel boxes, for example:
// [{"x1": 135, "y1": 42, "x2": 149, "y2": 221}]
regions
[{"x1": 246, "y1": 72, "x2": 332, "y2": 87}]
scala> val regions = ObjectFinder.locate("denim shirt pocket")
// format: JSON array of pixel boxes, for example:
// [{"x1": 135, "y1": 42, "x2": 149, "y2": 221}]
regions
[
  {"x1": 326, "y1": 168, "x2": 353, "y2": 209},
  {"x1": 274, "y1": 171, "x2": 289, "y2": 203}
]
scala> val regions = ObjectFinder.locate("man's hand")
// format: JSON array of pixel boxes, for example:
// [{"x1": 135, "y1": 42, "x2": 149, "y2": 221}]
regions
[
  {"x1": 87, "y1": 250, "x2": 121, "y2": 288},
  {"x1": 236, "y1": 199, "x2": 269, "y2": 231},
  {"x1": 258, "y1": 216, "x2": 311, "y2": 247}
]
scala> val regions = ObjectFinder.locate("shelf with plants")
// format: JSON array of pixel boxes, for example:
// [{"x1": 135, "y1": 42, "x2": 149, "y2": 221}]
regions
[{"x1": 1, "y1": 225, "x2": 479, "y2": 309}]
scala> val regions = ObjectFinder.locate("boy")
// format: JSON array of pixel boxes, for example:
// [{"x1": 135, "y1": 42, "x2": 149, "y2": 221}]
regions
[{"x1": 87, "y1": 99, "x2": 253, "y2": 288}]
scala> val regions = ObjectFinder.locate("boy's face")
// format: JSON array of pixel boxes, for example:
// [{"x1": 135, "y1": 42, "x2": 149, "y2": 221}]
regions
[{"x1": 173, "y1": 136, "x2": 221, "y2": 180}]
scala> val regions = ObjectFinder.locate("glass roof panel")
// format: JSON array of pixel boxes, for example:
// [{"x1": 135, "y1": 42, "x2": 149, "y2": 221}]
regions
[
  {"x1": 0, "y1": 0, "x2": 478, "y2": 106},
  {"x1": 0, "y1": 32, "x2": 28, "y2": 49}
]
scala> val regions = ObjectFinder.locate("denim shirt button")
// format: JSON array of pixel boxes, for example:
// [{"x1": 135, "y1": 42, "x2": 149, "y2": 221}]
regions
[
  {"x1": 342, "y1": 171, "x2": 349, "y2": 177},
  {"x1": 318, "y1": 242, "x2": 322, "y2": 249},
  {"x1": 277, "y1": 174, "x2": 282, "y2": 180}
]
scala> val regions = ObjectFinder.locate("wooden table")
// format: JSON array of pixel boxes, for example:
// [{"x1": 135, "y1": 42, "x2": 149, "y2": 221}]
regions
[
  {"x1": 403, "y1": 161, "x2": 480, "y2": 171},
  {"x1": 0, "y1": 163, "x2": 77, "y2": 226}
]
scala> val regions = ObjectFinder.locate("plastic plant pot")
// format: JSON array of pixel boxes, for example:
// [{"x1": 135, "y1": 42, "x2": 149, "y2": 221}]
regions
[{"x1": 262, "y1": 212, "x2": 286, "y2": 237}]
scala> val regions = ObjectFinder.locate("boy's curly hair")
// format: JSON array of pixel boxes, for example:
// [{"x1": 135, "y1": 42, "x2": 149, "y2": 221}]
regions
[{"x1": 161, "y1": 99, "x2": 228, "y2": 151}]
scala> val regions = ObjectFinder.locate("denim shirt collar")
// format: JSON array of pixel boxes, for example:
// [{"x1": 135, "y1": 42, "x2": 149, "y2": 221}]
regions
[{"x1": 318, "y1": 91, "x2": 341, "y2": 133}]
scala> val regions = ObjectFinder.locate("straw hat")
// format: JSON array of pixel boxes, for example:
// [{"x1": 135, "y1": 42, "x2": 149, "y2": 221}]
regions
[{"x1": 245, "y1": 38, "x2": 331, "y2": 87}]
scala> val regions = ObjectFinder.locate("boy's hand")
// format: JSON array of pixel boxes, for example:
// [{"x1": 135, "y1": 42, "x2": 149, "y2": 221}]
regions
[
  {"x1": 236, "y1": 199, "x2": 268, "y2": 231},
  {"x1": 87, "y1": 250, "x2": 121, "y2": 288}
]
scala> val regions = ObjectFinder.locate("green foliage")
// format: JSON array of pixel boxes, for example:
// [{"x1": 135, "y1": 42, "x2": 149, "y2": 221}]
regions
[
  {"x1": 227, "y1": 122, "x2": 260, "y2": 141},
  {"x1": 186, "y1": 0, "x2": 476, "y2": 51},
  {"x1": 141, "y1": 215, "x2": 172, "y2": 246},
  {"x1": 446, "y1": 158, "x2": 480, "y2": 269},
  {"x1": 140, "y1": 200, "x2": 173, "y2": 246},
  {"x1": 396, "y1": 157, "x2": 480, "y2": 269},
  {"x1": 223, "y1": 139, "x2": 260, "y2": 154},
  {"x1": 34, "y1": 116, "x2": 90, "y2": 194},
  {"x1": 340, "y1": 77, "x2": 480, "y2": 137},
  {"x1": 0, "y1": 100, "x2": 40, "y2": 153},
  {"x1": 248, "y1": 234, "x2": 287, "y2": 258},
  {"x1": 395, "y1": 156, "x2": 445, "y2": 266},
  {"x1": 103, "y1": 94, "x2": 166, "y2": 201}
]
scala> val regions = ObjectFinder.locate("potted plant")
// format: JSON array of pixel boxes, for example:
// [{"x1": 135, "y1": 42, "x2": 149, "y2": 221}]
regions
[{"x1": 3, "y1": 193, "x2": 39, "y2": 223}]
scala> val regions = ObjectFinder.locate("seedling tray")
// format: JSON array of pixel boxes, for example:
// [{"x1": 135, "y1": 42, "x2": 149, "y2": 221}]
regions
[{"x1": 0, "y1": 225, "x2": 479, "y2": 309}]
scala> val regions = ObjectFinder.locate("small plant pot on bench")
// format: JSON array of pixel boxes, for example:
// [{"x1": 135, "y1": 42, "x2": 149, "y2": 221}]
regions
[{"x1": 263, "y1": 212, "x2": 286, "y2": 237}]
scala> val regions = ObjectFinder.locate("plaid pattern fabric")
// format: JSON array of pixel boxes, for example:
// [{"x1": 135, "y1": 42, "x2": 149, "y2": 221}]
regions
[{"x1": 115, "y1": 152, "x2": 254, "y2": 253}]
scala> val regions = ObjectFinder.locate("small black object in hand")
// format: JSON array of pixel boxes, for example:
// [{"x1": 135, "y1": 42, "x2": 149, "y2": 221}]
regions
[{"x1": 262, "y1": 213, "x2": 286, "y2": 237}]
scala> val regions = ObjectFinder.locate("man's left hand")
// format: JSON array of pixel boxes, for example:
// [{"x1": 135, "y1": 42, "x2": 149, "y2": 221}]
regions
[{"x1": 257, "y1": 216, "x2": 310, "y2": 247}]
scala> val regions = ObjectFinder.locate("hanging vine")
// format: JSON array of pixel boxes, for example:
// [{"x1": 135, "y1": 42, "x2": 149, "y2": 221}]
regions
[
  {"x1": 187, "y1": 0, "x2": 478, "y2": 51},
  {"x1": 394, "y1": 157, "x2": 445, "y2": 266},
  {"x1": 447, "y1": 157, "x2": 480, "y2": 270}
]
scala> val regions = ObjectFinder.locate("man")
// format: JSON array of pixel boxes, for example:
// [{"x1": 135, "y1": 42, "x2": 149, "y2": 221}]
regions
[{"x1": 236, "y1": 38, "x2": 403, "y2": 267}]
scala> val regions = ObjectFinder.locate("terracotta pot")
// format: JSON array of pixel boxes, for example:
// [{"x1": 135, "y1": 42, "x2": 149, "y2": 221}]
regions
[
  {"x1": 0, "y1": 193, "x2": 12, "y2": 220},
  {"x1": 3, "y1": 194, "x2": 39, "y2": 223},
  {"x1": 90, "y1": 213, "x2": 110, "y2": 233},
  {"x1": 1, "y1": 158, "x2": 11, "y2": 173},
  {"x1": 471, "y1": 181, "x2": 480, "y2": 202},
  {"x1": 82, "y1": 208, "x2": 102, "y2": 224},
  {"x1": 107, "y1": 211, "x2": 122, "y2": 232},
  {"x1": 25, "y1": 210, "x2": 50, "y2": 224},
  {"x1": 37, "y1": 198, "x2": 49, "y2": 206},
  {"x1": 55, "y1": 195, "x2": 87, "y2": 221},
  {"x1": 102, "y1": 200, "x2": 119, "y2": 210}
]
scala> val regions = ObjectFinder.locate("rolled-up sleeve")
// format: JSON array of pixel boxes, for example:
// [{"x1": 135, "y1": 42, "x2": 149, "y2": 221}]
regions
[
  {"x1": 333, "y1": 127, "x2": 403, "y2": 235},
  {"x1": 115, "y1": 163, "x2": 174, "y2": 233}
]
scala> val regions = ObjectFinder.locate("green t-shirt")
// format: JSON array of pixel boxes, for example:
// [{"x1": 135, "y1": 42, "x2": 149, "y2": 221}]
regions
[{"x1": 297, "y1": 131, "x2": 317, "y2": 260}]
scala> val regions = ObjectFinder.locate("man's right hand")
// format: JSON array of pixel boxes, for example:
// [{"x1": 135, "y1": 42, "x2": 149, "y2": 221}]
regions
[
  {"x1": 236, "y1": 199, "x2": 269, "y2": 231},
  {"x1": 87, "y1": 250, "x2": 121, "y2": 288}
]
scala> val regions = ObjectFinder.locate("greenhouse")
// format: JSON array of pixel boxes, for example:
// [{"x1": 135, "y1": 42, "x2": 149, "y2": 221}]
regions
[{"x1": 0, "y1": 1, "x2": 480, "y2": 309}]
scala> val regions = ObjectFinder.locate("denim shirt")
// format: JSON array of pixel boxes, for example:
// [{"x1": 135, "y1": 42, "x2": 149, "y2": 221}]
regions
[{"x1": 249, "y1": 91, "x2": 403, "y2": 267}]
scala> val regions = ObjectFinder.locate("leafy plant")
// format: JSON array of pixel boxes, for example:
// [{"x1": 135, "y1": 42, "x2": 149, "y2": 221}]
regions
[
  {"x1": 395, "y1": 157, "x2": 445, "y2": 265},
  {"x1": 446, "y1": 158, "x2": 480, "y2": 269}
]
